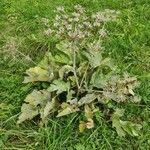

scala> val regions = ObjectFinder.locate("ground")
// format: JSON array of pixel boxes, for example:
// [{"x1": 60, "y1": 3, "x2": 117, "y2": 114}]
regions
[{"x1": 0, "y1": 0, "x2": 150, "y2": 149}]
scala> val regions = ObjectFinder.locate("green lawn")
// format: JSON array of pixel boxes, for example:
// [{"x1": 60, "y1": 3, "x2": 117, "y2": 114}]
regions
[{"x1": 0, "y1": 0, "x2": 150, "y2": 149}]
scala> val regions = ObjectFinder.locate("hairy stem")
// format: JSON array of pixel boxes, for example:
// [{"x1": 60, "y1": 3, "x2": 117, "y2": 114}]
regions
[
  {"x1": 73, "y1": 48, "x2": 80, "y2": 90},
  {"x1": 79, "y1": 63, "x2": 89, "y2": 89}
]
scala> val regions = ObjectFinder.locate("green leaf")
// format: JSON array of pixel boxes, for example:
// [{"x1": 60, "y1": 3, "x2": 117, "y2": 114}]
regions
[
  {"x1": 17, "y1": 104, "x2": 38, "y2": 124},
  {"x1": 77, "y1": 62, "x2": 88, "y2": 77},
  {"x1": 66, "y1": 90, "x2": 75, "y2": 102},
  {"x1": 59, "y1": 65, "x2": 73, "y2": 79},
  {"x1": 90, "y1": 69, "x2": 111, "y2": 88},
  {"x1": 83, "y1": 50, "x2": 115, "y2": 69},
  {"x1": 111, "y1": 109, "x2": 142, "y2": 137},
  {"x1": 40, "y1": 98, "x2": 57, "y2": 121},
  {"x1": 83, "y1": 51, "x2": 102, "y2": 68},
  {"x1": 112, "y1": 117, "x2": 126, "y2": 137},
  {"x1": 100, "y1": 57, "x2": 116, "y2": 70},
  {"x1": 48, "y1": 79, "x2": 70, "y2": 94},
  {"x1": 112, "y1": 108, "x2": 124, "y2": 117},
  {"x1": 119, "y1": 120, "x2": 142, "y2": 136},
  {"x1": 78, "y1": 94, "x2": 97, "y2": 106},
  {"x1": 38, "y1": 52, "x2": 53, "y2": 69},
  {"x1": 56, "y1": 40, "x2": 72, "y2": 58},
  {"x1": 54, "y1": 41, "x2": 73, "y2": 64},
  {"x1": 23, "y1": 66, "x2": 53, "y2": 83},
  {"x1": 54, "y1": 50, "x2": 71, "y2": 64}
]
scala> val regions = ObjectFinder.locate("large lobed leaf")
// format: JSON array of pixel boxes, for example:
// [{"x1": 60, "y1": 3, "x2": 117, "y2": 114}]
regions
[
  {"x1": 17, "y1": 90, "x2": 55, "y2": 124},
  {"x1": 17, "y1": 104, "x2": 38, "y2": 124},
  {"x1": 48, "y1": 79, "x2": 70, "y2": 94},
  {"x1": 24, "y1": 90, "x2": 51, "y2": 107}
]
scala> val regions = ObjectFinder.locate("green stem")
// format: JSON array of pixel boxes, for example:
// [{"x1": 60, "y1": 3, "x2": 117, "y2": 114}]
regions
[{"x1": 73, "y1": 48, "x2": 80, "y2": 91}]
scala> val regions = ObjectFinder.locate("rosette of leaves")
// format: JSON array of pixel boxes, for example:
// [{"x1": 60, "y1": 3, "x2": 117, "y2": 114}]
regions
[{"x1": 18, "y1": 5, "x2": 142, "y2": 137}]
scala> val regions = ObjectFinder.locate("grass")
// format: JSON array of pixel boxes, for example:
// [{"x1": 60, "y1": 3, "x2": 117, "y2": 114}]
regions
[{"x1": 0, "y1": 0, "x2": 150, "y2": 149}]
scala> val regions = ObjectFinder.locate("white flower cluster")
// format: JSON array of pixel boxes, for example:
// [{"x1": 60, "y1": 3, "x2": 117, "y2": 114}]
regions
[{"x1": 43, "y1": 5, "x2": 119, "y2": 50}]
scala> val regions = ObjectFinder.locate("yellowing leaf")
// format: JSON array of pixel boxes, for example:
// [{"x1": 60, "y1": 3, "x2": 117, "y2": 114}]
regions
[
  {"x1": 86, "y1": 118, "x2": 94, "y2": 129},
  {"x1": 17, "y1": 104, "x2": 38, "y2": 124},
  {"x1": 129, "y1": 88, "x2": 135, "y2": 96},
  {"x1": 132, "y1": 96, "x2": 141, "y2": 103},
  {"x1": 79, "y1": 119, "x2": 94, "y2": 132},
  {"x1": 57, "y1": 103, "x2": 79, "y2": 117},
  {"x1": 23, "y1": 66, "x2": 53, "y2": 83},
  {"x1": 79, "y1": 121, "x2": 86, "y2": 133},
  {"x1": 60, "y1": 102, "x2": 70, "y2": 109},
  {"x1": 84, "y1": 105, "x2": 93, "y2": 119}
]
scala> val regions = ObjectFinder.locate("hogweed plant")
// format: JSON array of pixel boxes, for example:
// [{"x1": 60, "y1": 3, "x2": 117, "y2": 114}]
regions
[{"x1": 17, "y1": 5, "x2": 142, "y2": 137}]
